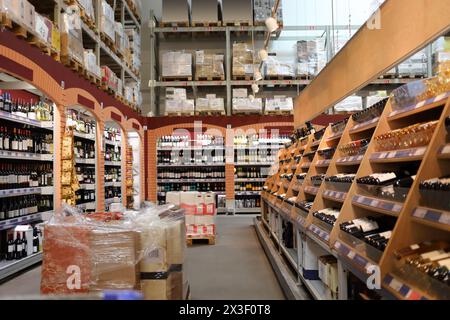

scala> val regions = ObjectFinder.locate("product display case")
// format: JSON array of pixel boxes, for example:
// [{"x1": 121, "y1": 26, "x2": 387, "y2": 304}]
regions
[{"x1": 103, "y1": 122, "x2": 123, "y2": 210}]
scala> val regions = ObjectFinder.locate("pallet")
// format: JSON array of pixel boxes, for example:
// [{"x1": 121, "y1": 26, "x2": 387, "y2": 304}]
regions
[
  {"x1": 296, "y1": 75, "x2": 314, "y2": 80},
  {"x1": 232, "y1": 75, "x2": 254, "y2": 81},
  {"x1": 223, "y1": 21, "x2": 253, "y2": 27},
  {"x1": 160, "y1": 21, "x2": 189, "y2": 28},
  {"x1": 100, "y1": 32, "x2": 117, "y2": 53},
  {"x1": 101, "y1": 85, "x2": 116, "y2": 95},
  {"x1": 267, "y1": 75, "x2": 295, "y2": 81},
  {"x1": 196, "y1": 111, "x2": 226, "y2": 116},
  {"x1": 1, "y1": 13, "x2": 33, "y2": 39},
  {"x1": 186, "y1": 235, "x2": 216, "y2": 246},
  {"x1": 79, "y1": 7, "x2": 96, "y2": 32},
  {"x1": 28, "y1": 34, "x2": 61, "y2": 62},
  {"x1": 194, "y1": 76, "x2": 225, "y2": 81},
  {"x1": 233, "y1": 110, "x2": 263, "y2": 115},
  {"x1": 126, "y1": 0, "x2": 141, "y2": 23},
  {"x1": 162, "y1": 76, "x2": 192, "y2": 82},
  {"x1": 83, "y1": 71, "x2": 102, "y2": 87},
  {"x1": 379, "y1": 74, "x2": 397, "y2": 79},
  {"x1": 192, "y1": 21, "x2": 222, "y2": 27},
  {"x1": 266, "y1": 110, "x2": 293, "y2": 116},
  {"x1": 61, "y1": 55, "x2": 85, "y2": 74},
  {"x1": 397, "y1": 74, "x2": 425, "y2": 79},
  {"x1": 165, "y1": 112, "x2": 195, "y2": 117}
]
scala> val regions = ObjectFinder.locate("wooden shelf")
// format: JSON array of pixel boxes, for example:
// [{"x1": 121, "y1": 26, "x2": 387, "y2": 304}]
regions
[
  {"x1": 411, "y1": 207, "x2": 450, "y2": 232},
  {"x1": 352, "y1": 195, "x2": 403, "y2": 216},
  {"x1": 437, "y1": 144, "x2": 450, "y2": 159},
  {"x1": 388, "y1": 92, "x2": 450, "y2": 121},
  {"x1": 369, "y1": 146, "x2": 427, "y2": 163},
  {"x1": 323, "y1": 190, "x2": 347, "y2": 203},
  {"x1": 315, "y1": 160, "x2": 332, "y2": 168},
  {"x1": 349, "y1": 117, "x2": 380, "y2": 134},
  {"x1": 326, "y1": 131, "x2": 344, "y2": 142},
  {"x1": 336, "y1": 155, "x2": 364, "y2": 166},
  {"x1": 383, "y1": 274, "x2": 431, "y2": 300},
  {"x1": 304, "y1": 186, "x2": 319, "y2": 196}
]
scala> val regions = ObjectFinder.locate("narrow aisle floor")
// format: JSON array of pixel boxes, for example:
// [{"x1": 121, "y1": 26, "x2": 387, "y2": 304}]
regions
[
  {"x1": 0, "y1": 216, "x2": 284, "y2": 300},
  {"x1": 185, "y1": 215, "x2": 285, "y2": 300}
]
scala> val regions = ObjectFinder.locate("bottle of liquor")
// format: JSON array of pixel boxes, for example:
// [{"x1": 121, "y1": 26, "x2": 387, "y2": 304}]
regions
[
  {"x1": 6, "y1": 235, "x2": 15, "y2": 261},
  {"x1": 21, "y1": 232, "x2": 28, "y2": 258}
]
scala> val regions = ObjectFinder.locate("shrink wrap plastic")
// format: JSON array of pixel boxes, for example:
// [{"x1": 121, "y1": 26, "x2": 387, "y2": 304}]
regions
[{"x1": 41, "y1": 203, "x2": 186, "y2": 300}]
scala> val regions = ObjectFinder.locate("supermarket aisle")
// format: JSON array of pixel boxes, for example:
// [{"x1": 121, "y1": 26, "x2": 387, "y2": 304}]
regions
[
  {"x1": 185, "y1": 215, "x2": 285, "y2": 300},
  {"x1": 0, "y1": 215, "x2": 284, "y2": 300}
]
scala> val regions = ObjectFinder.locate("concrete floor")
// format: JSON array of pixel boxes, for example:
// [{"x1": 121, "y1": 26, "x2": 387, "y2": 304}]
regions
[{"x1": 0, "y1": 215, "x2": 284, "y2": 300}]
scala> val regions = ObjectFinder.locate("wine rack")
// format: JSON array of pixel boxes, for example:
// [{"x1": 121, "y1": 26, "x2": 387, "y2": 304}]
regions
[
  {"x1": 261, "y1": 75, "x2": 450, "y2": 299},
  {"x1": 103, "y1": 124, "x2": 123, "y2": 209},
  {"x1": 0, "y1": 95, "x2": 54, "y2": 280}
]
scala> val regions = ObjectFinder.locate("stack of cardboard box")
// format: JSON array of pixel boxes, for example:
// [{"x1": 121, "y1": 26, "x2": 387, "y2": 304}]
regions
[
  {"x1": 265, "y1": 55, "x2": 295, "y2": 78},
  {"x1": 296, "y1": 40, "x2": 327, "y2": 78},
  {"x1": 165, "y1": 88, "x2": 195, "y2": 115},
  {"x1": 166, "y1": 192, "x2": 216, "y2": 240},
  {"x1": 101, "y1": 0, "x2": 115, "y2": 42},
  {"x1": 41, "y1": 207, "x2": 186, "y2": 300},
  {"x1": 318, "y1": 255, "x2": 339, "y2": 300},
  {"x1": 195, "y1": 50, "x2": 225, "y2": 80},
  {"x1": 162, "y1": 51, "x2": 193, "y2": 79},
  {"x1": 195, "y1": 94, "x2": 225, "y2": 114},
  {"x1": 61, "y1": 10, "x2": 84, "y2": 64},
  {"x1": 397, "y1": 49, "x2": 428, "y2": 78},
  {"x1": 232, "y1": 88, "x2": 263, "y2": 114},
  {"x1": 265, "y1": 96, "x2": 293, "y2": 114},
  {"x1": 232, "y1": 42, "x2": 259, "y2": 79},
  {"x1": 432, "y1": 37, "x2": 450, "y2": 74},
  {"x1": 253, "y1": 0, "x2": 283, "y2": 26}
]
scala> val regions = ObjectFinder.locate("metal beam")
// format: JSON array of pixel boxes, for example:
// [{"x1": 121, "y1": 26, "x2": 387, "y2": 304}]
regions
[{"x1": 294, "y1": 0, "x2": 450, "y2": 127}]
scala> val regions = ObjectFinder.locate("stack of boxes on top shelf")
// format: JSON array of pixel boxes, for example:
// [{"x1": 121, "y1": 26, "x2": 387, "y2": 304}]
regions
[
  {"x1": 164, "y1": 88, "x2": 195, "y2": 116},
  {"x1": 0, "y1": 0, "x2": 61, "y2": 60},
  {"x1": 167, "y1": 192, "x2": 217, "y2": 244},
  {"x1": 0, "y1": 1, "x2": 142, "y2": 112},
  {"x1": 232, "y1": 42, "x2": 259, "y2": 80},
  {"x1": 397, "y1": 49, "x2": 428, "y2": 78}
]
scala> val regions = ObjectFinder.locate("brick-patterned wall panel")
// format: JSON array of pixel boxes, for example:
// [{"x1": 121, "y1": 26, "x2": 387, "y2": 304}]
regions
[
  {"x1": 54, "y1": 104, "x2": 66, "y2": 210},
  {"x1": 96, "y1": 121, "x2": 106, "y2": 211}
]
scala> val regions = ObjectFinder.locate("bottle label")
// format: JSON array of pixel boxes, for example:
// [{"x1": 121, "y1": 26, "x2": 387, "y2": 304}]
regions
[{"x1": 8, "y1": 245, "x2": 14, "y2": 252}]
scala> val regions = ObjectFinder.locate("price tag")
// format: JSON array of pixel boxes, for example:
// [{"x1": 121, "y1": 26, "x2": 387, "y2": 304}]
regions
[
  {"x1": 347, "y1": 250, "x2": 356, "y2": 259},
  {"x1": 389, "y1": 278, "x2": 403, "y2": 292}
]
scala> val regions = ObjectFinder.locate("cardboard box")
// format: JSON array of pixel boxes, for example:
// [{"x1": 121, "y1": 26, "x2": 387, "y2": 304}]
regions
[
  {"x1": 162, "y1": 0, "x2": 190, "y2": 24},
  {"x1": 191, "y1": 0, "x2": 218, "y2": 23},
  {"x1": 165, "y1": 220, "x2": 185, "y2": 265},
  {"x1": 166, "y1": 191, "x2": 181, "y2": 205},
  {"x1": 195, "y1": 215, "x2": 215, "y2": 225},
  {"x1": 222, "y1": 0, "x2": 253, "y2": 24},
  {"x1": 302, "y1": 238, "x2": 320, "y2": 280},
  {"x1": 203, "y1": 192, "x2": 216, "y2": 215}
]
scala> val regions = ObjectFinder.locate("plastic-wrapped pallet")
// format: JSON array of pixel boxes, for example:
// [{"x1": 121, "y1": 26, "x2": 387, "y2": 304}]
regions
[
  {"x1": 101, "y1": 0, "x2": 115, "y2": 42},
  {"x1": 296, "y1": 39, "x2": 327, "y2": 78},
  {"x1": 0, "y1": 0, "x2": 35, "y2": 30},
  {"x1": 397, "y1": 49, "x2": 428, "y2": 78},
  {"x1": 265, "y1": 96, "x2": 293, "y2": 114},
  {"x1": 35, "y1": 13, "x2": 54, "y2": 46},
  {"x1": 232, "y1": 42, "x2": 259, "y2": 79},
  {"x1": 102, "y1": 66, "x2": 119, "y2": 91},
  {"x1": 40, "y1": 204, "x2": 186, "y2": 300},
  {"x1": 162, "y1": 51, "x2": 193, "y2": 79},
  {"x1": 265, "y1": 55, "x2": 295, "y2": 79},
  {"x1": 77, "y1": 0, "x2": 95, "y2": 23},
  {"x1": 232, "y1": 97, "x2": 263, "y2": 114},
  {"x1": 165, "y1": 99, "x2": 195, "y2": 115},
  {"x1": 61, "y1": 11, "x2": 84, "y2": 64},
  {"x1": 254, "y1": 0, "x2": 283, "y2": 26},
  {"x1": 84, "y1": 49, "x2": 101, "y2": 78},
  {"x1": 195, "y1": 94, "x2": 225, "y2": 114},
  {"x1": 178, "y1": 192, "x2": 216, "y2": 240},
  {"x1": 195, "y1": 51, "x2": 225, "y2": 80}
]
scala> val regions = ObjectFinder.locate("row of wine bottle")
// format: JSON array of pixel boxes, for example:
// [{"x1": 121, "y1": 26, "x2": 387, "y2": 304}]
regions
[
  {"x1": 2, "y1": 228, "x2": 42, "y2": 261},
  {"x1": 158, "y1": 168, "x2": 225, "y2": 179},
  {"x1": 0, "y1": 91, "x2": 53, "y2": 122},
  {"x1": 0, "y1": 163, "x2": 53, "y2": 190},
  {"x1": 235, "y1": 182, "x2": 264, "y2": 192},
  {"x1": 158, "y1": 183, "x2": 225, "y2": 193},
  {"x1": 313, "y1": 208, "x2": 341, "y2": 226},
  {"x1": 0, "y1": 195, "x2": 53, "y2": 221},
  {"x1": 0, "y1": 127, "x2": 53, "y2": 154}
]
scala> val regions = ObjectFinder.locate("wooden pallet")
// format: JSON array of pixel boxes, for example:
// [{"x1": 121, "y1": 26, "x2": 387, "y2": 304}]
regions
[
  {"x1": 266, "y1": 110, "x2": 293, "y2": 116},
  {"x1": 1, "y1": 13, "x2": 32, "y2": 39},
  {"x1": 61, "y1": 55, "x2": 85, "y2": 74},
  {"x1": 161, "y1": 21, "x2": 189, "y2": 28},
  {"x1": 100, "y1": 32, "x2": 117, "y2": 53},
  {"x1": 397, "y1": 74, "x2": 425, "y2": 79},
  {"x1": 194, "y1": 76, "x2": 225, "y2": 81},
  {"x1": 84, "y1": 71, "x2": 102, "y2": 87},
  {"x1": 186, "y1": 235, "x2": 216, "y2": 246},
  {"x1": 165, "y1": 112, "x2": 195, "y2": 117},
  {"x1": 267, "y1": 75, "x2": 295, "y2": 81},
  {"x1": 196, "y1": 111, "x2": 226, "y2": 116},
  {"x1": 233, "y1": 110, "x2": 262, "y2": 115},
  {"x1": 126, "y1": 0, "x2": 141, "y2": 22},
  {"x1": 162, "y1": 76, "x2": 192, "y2": 82},
  {"x1": 232, "y1": 75, "x2": 254, "y2": 81},
  {"x1": 223, "y1": 21, "x2": 253, "y2": 27},
  {"x1": 101, "y1": 85, "x2": 116, "y2": 95},
  {"x1": 80, "y1": 8, "x2": 96, "y2": 32},
  {"x1": 379, "y1": 74, "x2": 397, "y2": 79},
  {"x1": 296, "y1": 75, "x2": 314, "y2": 80},
  {"x1": 192, "y1": 21, "x2": 222, "y2": 27}
]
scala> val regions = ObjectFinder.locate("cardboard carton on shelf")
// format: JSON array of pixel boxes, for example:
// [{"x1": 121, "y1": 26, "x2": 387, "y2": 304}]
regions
[
  {"x1": 61, "y1": 11, "x2": 84, "y2": 64},
  {"x1": 232, "y1": 42, "x2": 260, "y2": 78},
  {"x1": 162, "y1": 51, "x2": 193, "y2": 78},
  {"x1": 195, "y1": 50, "x2": 225, "y2": 79},
  {"x1": 222, "y1": 0, "x2": 253, "y2": 25}
]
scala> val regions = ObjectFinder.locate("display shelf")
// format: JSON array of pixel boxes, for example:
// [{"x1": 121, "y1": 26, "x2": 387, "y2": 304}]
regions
[
  {"x1": 0, "y1": 110, "x2": 53, "y2": 129},
  {"x1": 349, "y1": 117, "x2": 380, "y2": 134},
  {"x1": 157, "y1": 163, "x2": 225, "y2": 168},
  {"x1": 383, "y1": 274, "x2": 430, "y2": 300},
  {"x1": 234, "y1": 178, "x2": 267, "y2": 182},
  {"x1": 158, "y1": 179, "x2": 226, "y2": 183},
  {"x1": 0, "y1": 187, "x2": 44, "y2": 199},
  {"x1": 0, "y1": 212, "x2": 45, "y2": 231},
  {"x1": 79, "y1": 184, "x2": 96, "y2": 190},
  {"x1": 352, "y1": 195, "x2": 403, "y2": 216},
  {"x1": 322, "y1": 190, "x2": 347, "y2": 203},
  {"x1": 387, "y1": 92, "x2": 450, "y2": 121},
  {"x1": 105, "y1": 197, "x2": 122, "y2": 205},
  {"x1": 0, "y1": 150, "x2": 53, "y2": 162},
  {"x1": 333, "y1": 240, "x2": 378, "y2": 277},
  {"x1": 335, "y1": 155, "x2": 364, "y2": 166},
  {"x1": 308, "y1": 224, "x2": 331, "y2": 244},
  {"x1": 105, "y1": 140, "x2": 121, "y2": 148},
  {"x1": 235, "y1": 191, "x2": 261, "y2": 196},
  {"x1": 104, "y1": 161, "x2": 122, "y2": 167},
  {"x1": 76, "y1": 201, "x2": 96, "y2": 211},
  {"x1": 0, "y1": 252, "x2": 43, "y2": 281},
  {"x1": 104, "y1": 182, "x2": 122, "y2": 188},
  {"x1": 369, "y1": 146, "x2": 427, "y2": 163},
  {"x1": 315, "y1": 160, "x2": 331, "y2": 168},
  {"x1": 75, "y1": 158, "x2": 96, "y2": 165},
  {"x1": 304, "y1": 186, "x2": 319, "y2": 196},
  {"x1": 411, "y1": 207, "x2": 450, "y2": 232},
  {"x1": 73, "y1": 131, "x2": 96, "y2": 141},
  {"x1": 235, "y1": 208, "x2": 261, "y2": 213},
  {"x1": 234, "y1": 163, "x2": 273, "y2": 166}
]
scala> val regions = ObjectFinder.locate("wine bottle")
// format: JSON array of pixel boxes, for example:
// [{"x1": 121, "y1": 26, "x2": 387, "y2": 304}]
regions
[
  {"x1": 6, "y1": 235, "x2": 14, "y2": 261},
  {"x1": 21, "y1": 232, "x2": 27, "y2": 258},
  {"x1": 14, "y1": 233, "x2": 22, "y2": 260}
]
